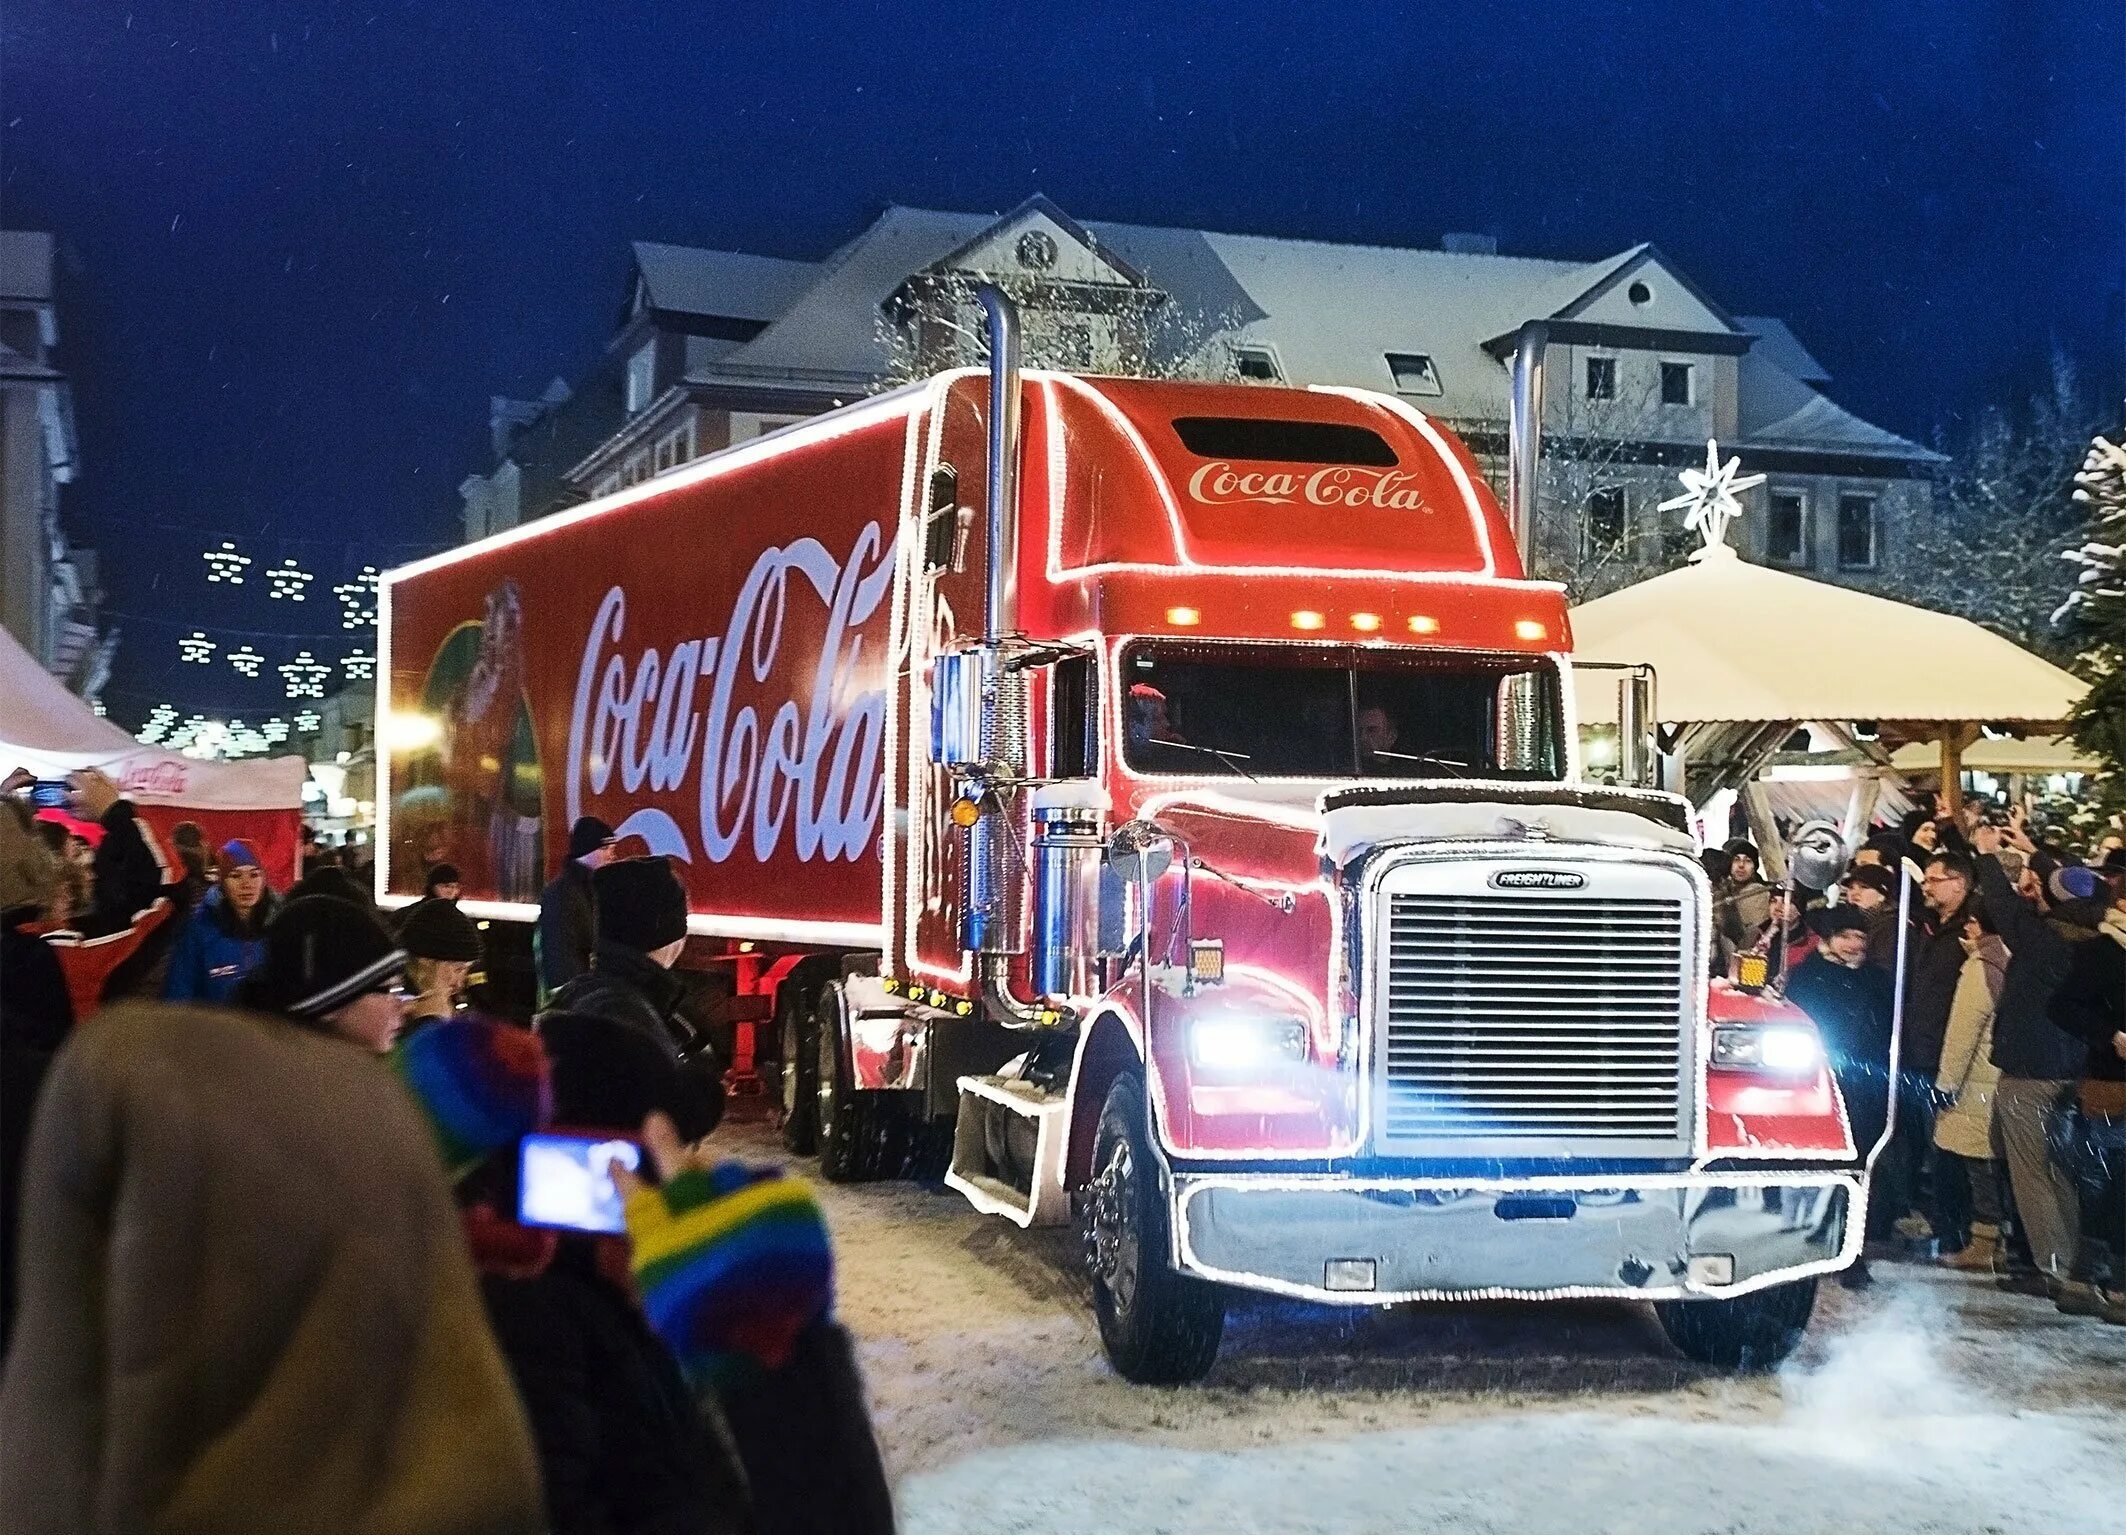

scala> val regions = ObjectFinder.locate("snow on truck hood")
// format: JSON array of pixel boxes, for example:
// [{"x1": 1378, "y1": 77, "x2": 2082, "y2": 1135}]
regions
[{"x1": 1317, "y1": 784, "x2": 1699, "y2": 867}]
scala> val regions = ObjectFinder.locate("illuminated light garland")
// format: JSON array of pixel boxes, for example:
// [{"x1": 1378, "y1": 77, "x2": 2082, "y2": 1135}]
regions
[
  {"x1": 228, "y1": 645, "x2": 264, "y2": 678},
  {"x1": 204, "y1": 541, "x2": 251, "y2": 584},
  {"x1": 279, "y1": 650, "x2": 331, "y2": 699},
  {"x1": 341, "y1": 648, "x2": 375, "y2": 681},
  {"x1": 267, "y1": 558, "x2": 315, "y2": 601},
  {"x1": 334, "y1": 565, "x2": 380, "y2": 629},
  {"x1": 295, "y1": 708, "x2": 322, "y2": 732},
  {"x1": 178, "y1": 631, "x2": 215, "y2": 664},
  {"x1": 261, "y1": 717, "x2": 291, "y2": 744}
]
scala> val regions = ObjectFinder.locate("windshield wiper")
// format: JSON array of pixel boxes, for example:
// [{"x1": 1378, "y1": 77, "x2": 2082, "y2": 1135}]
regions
[
  {"x1": 1367, "y1": 748, "x2": 1472, "y2": 778},
  {"x1": 1151, "y1": 739, "x2": 1259, "y2": 782}
]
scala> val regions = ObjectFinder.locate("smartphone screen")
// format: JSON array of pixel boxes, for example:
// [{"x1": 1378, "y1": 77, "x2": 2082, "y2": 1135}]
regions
[
  {"x1": 28, "y1": 780, "x2": 71, "y2": 810},
  {"x1": 516, "y1": 1132, "x2": 642, "y2": 1234}
]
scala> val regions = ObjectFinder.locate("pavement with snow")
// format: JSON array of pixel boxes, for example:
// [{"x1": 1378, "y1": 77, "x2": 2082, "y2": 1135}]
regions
[{"x1": 726, "y1": 1118, "x2": 2126, "y2": 1534}]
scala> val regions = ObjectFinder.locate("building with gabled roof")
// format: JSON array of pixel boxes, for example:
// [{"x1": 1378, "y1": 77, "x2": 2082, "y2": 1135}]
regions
[{"x1": 461, "y1": 199, "x2": 1940, "y2": 593}]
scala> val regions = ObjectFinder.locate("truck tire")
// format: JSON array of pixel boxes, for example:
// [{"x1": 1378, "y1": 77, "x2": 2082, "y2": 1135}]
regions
[
  {"x1": 814, "y1": 983, "x2": 906, "y2": 1183},
  {"x1": 1654, "y1": 1278, "x2": 1817, "y2": 1371},
  {"x1": 1082, "y1": 1073, "x2": 1224, "y2": 1384},
  {"x1": 777, "y1": 975, "x2": 820, "y2": 1155}
]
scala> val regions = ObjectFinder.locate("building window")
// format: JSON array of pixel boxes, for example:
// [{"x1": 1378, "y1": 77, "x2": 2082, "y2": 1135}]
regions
[
  {"x1": 1584, "y1": 356, "x2": 1616, "y2": 401},
  {"x1": 1836, "y1": 493, "x2": 1877, "y2": 570},
  {"x1": 625, "y1": 342, "x2": 656, "y2": 415},
  {"x1": 1385, "y1": 352, "x2": 1443, "y2": 396},
  {"x1": 1767, "y1": 489, "x2": 1808, "y2": 566},
  {"x1": 592, "y1": 473, "x2": 621, "y2": 498},
  {"x1": 1231, "y1": 345, "x2": 1282, "y2": 382},
  {"x1": 1586, "y1": 486, "x2": 1627, "y2": 553},
  {"x1": 1659, "y1": 360, "x2": 1694, "y2": 406},
  {"x1": 731, "y1": 411, "x2": 805, "y2": 443}
]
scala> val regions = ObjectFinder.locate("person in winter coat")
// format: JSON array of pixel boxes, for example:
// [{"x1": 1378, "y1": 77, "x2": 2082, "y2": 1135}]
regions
[
  {"x1": 162, "y1": 838, "x2": 279, "y2": 1004},
  {"x1": 1934, "y1": 905, "x2": 2009, "y2": 1271},
  {"x1": 543, "y1": 854, "x2": 710, "y2": 1065},
  {"x1": 1838, "y1": 863, "x2": 1902, "y2": 971},
  {"x1": 0, "y1": 793, "x2": 71, "y2": 1354},
  {"x1": 439, "y1": 1009, "x2": 750, "y2": 1535},
  {"x1": 1786, "y1": 907, "x2": 1896, "y2": 1285},
  {"x1": 618, "y1": 1111, "x2": 896, "y2": 1535},
  {"x1": 234, "y1": 893, "x2": 417, "y2": 1052},
  {"x1": 537, "y1": 815, "x2": 615, "y2": 1003},
  {"x1": 0, "y1": 992, "x2": 545, "y2": 1535},
  {"x1": 2047, "y1": 864, "x2": 2126, "y2": 1324},
  {"x1": 1713, "y1": 840, "x2": 1772, "y2": 974},
  {"x1": 395, "y1": 894, "x2": 486, "y2": 1041},
  {"x1": 1970, "y1": 823, "x2": 2106, "y2": 1292},
  {"x1": 1878, "y1": 849, "x2": 1976, "y2": 1245}
]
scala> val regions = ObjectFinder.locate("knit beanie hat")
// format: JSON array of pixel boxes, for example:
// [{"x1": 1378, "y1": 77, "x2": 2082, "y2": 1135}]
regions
[
  {"x1": 397, "y1": 895, "x2": 485, "y2": 962},
  {"x1": 592, "y1": 855, "x2": 688, "y2": 953},
  {"x1": 568, "y1": 815, "x2": 617, "y2": 860},
  {"x1": 393, "y1": 1013, "x2": 552, "y2": 1177},
  {"x1": 248, "y1": 894, "x2": 405, "y2": 1018},
  {"x1": 424, "y1": 861, "x2": 461, "y2": 895},
  {"x1": 2049, "y1": 864, "x2": 2103, "y2": 905},
  {"x1": 286, "y1": 863, "x2": 371, "y2": 910},
  {"x1": 1818, "y1": 905, "x2": 1872, "y2": 938},
  {"x1": 214, "y1": 838, "x2": 264, "y2": 878},
  {"x1": 626, "y1": 1162, "x2": 834, "y2": 1392},
  {"x1": 537, "y1": 1009, "x2": 723, "y2": 1142}
]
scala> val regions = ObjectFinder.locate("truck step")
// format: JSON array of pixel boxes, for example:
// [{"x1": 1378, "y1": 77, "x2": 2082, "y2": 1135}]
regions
[{"x1": 943, "y1": 1074, "x2": 1071, "y2": 1228}]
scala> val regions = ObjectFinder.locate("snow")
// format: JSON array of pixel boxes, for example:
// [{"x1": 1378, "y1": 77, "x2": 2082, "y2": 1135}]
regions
[{"x1": 721, "y1": 1117, "x2": 2126, "y2": 1534}]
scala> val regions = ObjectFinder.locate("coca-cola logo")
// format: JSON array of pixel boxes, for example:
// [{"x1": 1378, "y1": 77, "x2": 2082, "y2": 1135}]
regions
[
  {"x1": 565, "y1": 524, "x2": 896, "y2": 868},
  {"x1": 1186, "y1": 460, "x2": 1433, "y2": 513},
  {"x1": 118, "y1": 760, "x2": 192, "y2": 797}
]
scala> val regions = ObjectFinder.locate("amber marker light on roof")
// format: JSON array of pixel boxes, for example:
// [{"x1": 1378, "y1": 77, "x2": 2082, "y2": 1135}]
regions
[
  {"x1": 1349, "y1": 612, "x2": 1382, "y2": 633},
  {"x1": 1165, "y1": 606, "x2": 1202, "y2": 626},
  {"x1": 1514, "y1": 619, "x2": 1549, "y2": 642},
  {"x1": 1291, "y1": 610, "x2": 1326, "y2": 631},
  {"x1": 1407, "y1": 614, "x2": 1441, "y2": 635}
]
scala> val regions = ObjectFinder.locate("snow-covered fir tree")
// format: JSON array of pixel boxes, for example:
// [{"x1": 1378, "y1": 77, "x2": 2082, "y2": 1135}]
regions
[{"x1": 2057, "y1": 430, "x2": 2126, "y2": 831}]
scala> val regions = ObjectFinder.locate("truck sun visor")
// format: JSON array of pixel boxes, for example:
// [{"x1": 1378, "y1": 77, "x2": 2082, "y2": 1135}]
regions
[{"x1": 1170, "y1": 416, "x2": 1398, "y2": 466}]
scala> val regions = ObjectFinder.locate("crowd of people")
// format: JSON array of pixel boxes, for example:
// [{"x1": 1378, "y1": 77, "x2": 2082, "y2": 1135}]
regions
[
  {"x1": 1712, "y1": 803, "x2": 2126, "y2": 1315},
  {"x1": 0, "y1": 774, "x2": 892, "y2": 1535}
]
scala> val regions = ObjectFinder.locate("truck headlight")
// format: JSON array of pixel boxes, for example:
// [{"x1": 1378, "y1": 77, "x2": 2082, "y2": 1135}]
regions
[
  {"x1": 1189, "y1": 1015, "x2": 1309, "y2": 1072},
  {"x1": 1710, "y1": 1023, "x2": 1822, "y2": 1077}
]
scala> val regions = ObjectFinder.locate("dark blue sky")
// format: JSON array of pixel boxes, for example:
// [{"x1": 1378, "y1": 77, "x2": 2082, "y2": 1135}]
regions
[{"x1": 6, "y1": 0, "x2": 2121, "y2": 725}]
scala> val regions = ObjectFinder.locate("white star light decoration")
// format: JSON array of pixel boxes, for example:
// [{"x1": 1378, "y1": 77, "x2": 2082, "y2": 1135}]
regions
[
  {"x1": 261, "y1": 717, "x2": 291, "y2": 745},
  {"x1": 136, "y1": 703, "x2": 179, "y2": 745},
  {"x1": 280, "y1": 650, "x2": 331, "y2": 699},
  {"x1": 295, "y1": 708, "x2": 322, "y2": 732},
  {"x1": 1658, "y1": 438, "x2": 1765, "y2": 560},
  {"x1": 204, "y1": 541, "x2": 251, "y2": 584},
  {"x1": 178, "y1": 631, "x2": 216, "y2": 664},
  {"x1": 341, "y1": 648, "x2": 375, "y2": 681},
  {"x1": 267, "y1": 558, "x2": 314, "y2": 601},
  {"x1": 333, "y1": 566, "x2": 380, "y2": 629},
  {"x1": 228, "y1": 645, "x2": 265, "y2": 678}
]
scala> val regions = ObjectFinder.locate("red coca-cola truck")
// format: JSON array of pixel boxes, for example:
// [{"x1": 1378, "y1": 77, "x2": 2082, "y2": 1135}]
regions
[{"x1": 380, "y1": 290, "x2": 1862, "y2": 1382}]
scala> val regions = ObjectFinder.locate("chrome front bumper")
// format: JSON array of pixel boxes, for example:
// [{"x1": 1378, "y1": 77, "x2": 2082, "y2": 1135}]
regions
[{"x1": 1173, "y1": 1172, "x2": 1858, "y2": 1304}]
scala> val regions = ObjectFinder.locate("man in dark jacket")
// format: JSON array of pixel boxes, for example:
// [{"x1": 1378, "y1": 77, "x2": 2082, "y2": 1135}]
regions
[
  {"x1": 1880, "y1": 849, "x2": 1974, "y2": 1243},
  {"x1": 2046, "y1": 866, "x2": 2126, "y2": 1322},
  {"x1": 1787, "y1": 907, "x2": 1896, "y2": 1284},
  {"x1": 536, "y1": 816, "x2": 614, "y2": 1004},
  {"x1": 1972, "y1": 823, "x2": 2105, "y2": 1289},
  {"x1": 542, "y1": 855, "x2": 701, "y2": 1058}
]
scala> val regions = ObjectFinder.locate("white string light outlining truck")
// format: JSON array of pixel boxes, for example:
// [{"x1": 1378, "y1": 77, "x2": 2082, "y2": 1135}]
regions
[{"x1": 379, "y1": 292, "x2": 1865, "y2": 1383}]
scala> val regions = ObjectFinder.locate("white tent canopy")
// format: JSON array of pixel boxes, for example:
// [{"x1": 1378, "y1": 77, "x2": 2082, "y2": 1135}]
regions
[
  {"x1": 0, "y1": 624, "x2": 305, "y2": 811},
  {"x1": 1888, "y1": 735, "x2": 2096, "y2": 776},
  {"x1": 1569, "y1": 545, "x2": 2086, "y2": 727}
]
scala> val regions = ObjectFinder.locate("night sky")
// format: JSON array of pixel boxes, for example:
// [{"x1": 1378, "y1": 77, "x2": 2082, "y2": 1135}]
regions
[{"x1": 6, "y1": 1, "x2": 2121, "y2": 727}]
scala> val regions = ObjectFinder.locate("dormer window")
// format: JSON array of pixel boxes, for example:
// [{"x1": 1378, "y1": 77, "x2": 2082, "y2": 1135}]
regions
[
  {"x1": 1385, "y1": 352, "x2": 1443, "y2": 396},
  {"x1": 625, "y1": 342, "x2": 656, "y2": 415},
  {"x1": 1231, "y1": 345, "x2": 1282, "y2": 382}
]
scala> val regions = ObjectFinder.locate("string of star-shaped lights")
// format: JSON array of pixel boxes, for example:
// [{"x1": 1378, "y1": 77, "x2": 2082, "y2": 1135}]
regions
[
  {"x1": 341, "y1": 648, "x2": 375, "y2": 682},
  {"x1": 280, "y1": 650, "x2": 331, "y2": 699},
  {"x1": 203, "y1": 541, "x2": 251, "y2": 584},
  {"x1": 266, "y1": 558, "x2": 315, "y2": 601},
  {"x1": 178, "y1": 632, "x2": 216, "y2": 664},
  {"x1": 333, "y1": 566, "x2": 380, "y2": 629},
  {"x1": 1657, "y1": 438, "x2": 1766, "y2": 560},
  {"x1": 135, "y1": 703, "x2": 179, "y2": 745},
  {"x1": 294, "y1": 707, "x2": 322, "y2": 733},
  {"x1": 228, "y1": 645, "x2": 265, "y2": 678},
  {"x1": 260, "y1": 717, "x2": 291, "y2": 746}
]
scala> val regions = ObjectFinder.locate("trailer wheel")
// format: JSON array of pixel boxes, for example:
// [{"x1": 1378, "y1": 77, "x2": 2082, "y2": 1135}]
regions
[
  {"x1": 1654, "y1": 1278, "x2": 1817, "y2": 1371},
  {"x1": 814, "y1": 983, "x2": 905, "y2": 1183},
  {"x1": 1083, "y1": 1073, "x2": 1224, "y2": 1384},
  {"x1": 776, "y1": 976, "x2": 820, "y2": 1155}
]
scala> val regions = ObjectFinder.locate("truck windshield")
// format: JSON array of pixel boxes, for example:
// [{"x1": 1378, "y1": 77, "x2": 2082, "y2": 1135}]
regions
[{"x1": 1121, "y1": 642, "x2": 1564, "y2": 780}]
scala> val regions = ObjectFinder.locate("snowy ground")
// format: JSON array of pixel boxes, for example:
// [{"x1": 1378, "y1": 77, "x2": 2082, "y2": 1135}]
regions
[{"x1": 722, "y1": 1115, "x2": 2126, "y2": 1534}]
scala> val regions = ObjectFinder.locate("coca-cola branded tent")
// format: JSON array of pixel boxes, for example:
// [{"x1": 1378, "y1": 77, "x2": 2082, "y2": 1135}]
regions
[{"x1": 0, "y1": 624, "x2": 307, "y2": 882}]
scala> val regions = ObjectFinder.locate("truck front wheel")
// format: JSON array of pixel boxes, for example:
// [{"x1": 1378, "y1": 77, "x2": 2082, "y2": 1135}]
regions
[
  {"x1": 1083, "y1": 1073, "x2": 1225, "y2": 1384},
  {"x1": 1654, "y1": 1278, "x2": 1817, "y2": 1371}
]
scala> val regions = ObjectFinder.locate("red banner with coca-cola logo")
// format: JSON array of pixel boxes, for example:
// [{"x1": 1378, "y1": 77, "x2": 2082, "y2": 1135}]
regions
[{"x1": 381, "y1": 403, "x2": 911, "y2": 936}]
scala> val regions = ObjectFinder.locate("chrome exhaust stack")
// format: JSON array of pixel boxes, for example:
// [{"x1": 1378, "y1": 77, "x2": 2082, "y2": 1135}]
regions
[{"x1": 1506, "y1": 320, "x2": 1548, "y2": 561}]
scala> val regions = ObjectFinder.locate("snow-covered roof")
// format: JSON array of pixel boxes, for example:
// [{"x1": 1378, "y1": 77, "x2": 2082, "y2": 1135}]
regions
[
  {"x1": 648, "y1": 203, "x2": 1929, "y2": 465},
  {"x1": 630, "y1": 241, "x2": 818, "y2": 323}
]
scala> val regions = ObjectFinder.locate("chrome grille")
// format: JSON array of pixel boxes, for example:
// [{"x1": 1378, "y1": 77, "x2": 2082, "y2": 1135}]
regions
[{"x1": 1374, "y1": 861, "x2": 1694, "y2": 1155}]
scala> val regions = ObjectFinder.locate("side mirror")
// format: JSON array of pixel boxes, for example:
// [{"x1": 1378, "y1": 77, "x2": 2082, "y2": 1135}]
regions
[
  {"x1": 1106, "y1": 821, "x2": 1174, "y2": 884},
  {"x1": 1619, "y1": 667, "x2": 1657, "y2": 788},
  {"x1": 929, "y1": 650, "x2": 988, "y2": 769}
]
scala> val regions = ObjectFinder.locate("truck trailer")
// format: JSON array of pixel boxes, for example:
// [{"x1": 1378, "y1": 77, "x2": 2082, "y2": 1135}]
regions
[{"x1": 380, "y1": 290, "x2": 1860, "y2": 1383}]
